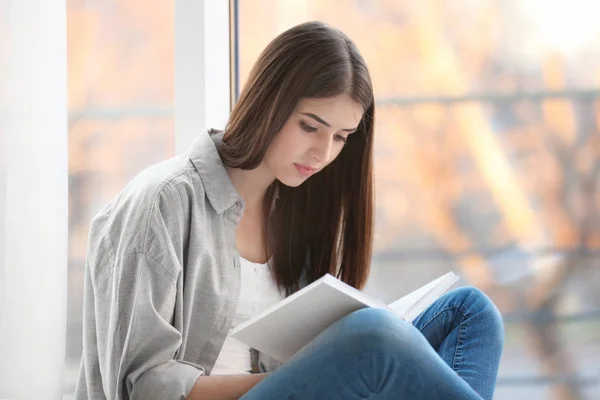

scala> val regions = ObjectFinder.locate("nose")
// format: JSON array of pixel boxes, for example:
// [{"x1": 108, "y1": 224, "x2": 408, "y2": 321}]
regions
[{"x1": 310, "y1": 135, "x2": 333, "y2": 164}]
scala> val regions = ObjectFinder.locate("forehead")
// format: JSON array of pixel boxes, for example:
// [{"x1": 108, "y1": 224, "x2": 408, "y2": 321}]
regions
[{"x1": 295, "y1": 94, "x2": 364, "y2": 127}]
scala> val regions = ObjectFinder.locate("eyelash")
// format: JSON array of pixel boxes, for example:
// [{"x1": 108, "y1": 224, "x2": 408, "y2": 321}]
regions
[
  {"x1": 300, "y1": 121, "x2": 317, "y2": 132},
  {"x1": 300, "y1": 121, "x2": 348, "y2": 144},
  {"x1": 335, "y1": 135, "x2": 348, "y2": 144}
]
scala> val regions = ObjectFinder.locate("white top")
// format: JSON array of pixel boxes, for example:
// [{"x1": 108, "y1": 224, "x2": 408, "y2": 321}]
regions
[{"x1": 211, "y1": 257, "x2": 285, "y2": 375}]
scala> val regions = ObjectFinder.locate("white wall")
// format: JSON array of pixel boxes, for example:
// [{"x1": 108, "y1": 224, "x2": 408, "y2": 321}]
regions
[
  {"x1": 0, "y1": 1, "x2": 231, "y2": 397},
  {"x1": 0, "y1": 0, "x2": 68, "y2": 398}
]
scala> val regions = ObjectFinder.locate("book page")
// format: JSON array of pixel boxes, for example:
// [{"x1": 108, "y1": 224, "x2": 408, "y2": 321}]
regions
[
  {"x1": 402, "y1": 272, "x2": 459, "y2": 322},
  {"x1": 387, "y1": 272, "x2": 459, "y2": 321}
]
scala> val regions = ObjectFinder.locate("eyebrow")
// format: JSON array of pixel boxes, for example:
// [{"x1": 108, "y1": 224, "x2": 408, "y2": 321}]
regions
[{"x1": 301, "y1": 112, "x2": 357, "y2": 132}]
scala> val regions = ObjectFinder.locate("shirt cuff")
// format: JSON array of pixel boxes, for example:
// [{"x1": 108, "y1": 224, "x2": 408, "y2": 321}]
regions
[{"x1": 131, "y1": 360, "x2": 205, "y2": 400}]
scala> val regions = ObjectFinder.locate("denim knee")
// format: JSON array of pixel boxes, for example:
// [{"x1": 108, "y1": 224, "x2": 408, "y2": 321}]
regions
[
  {"x1": 452, "y1": 286, "x2": 505, "y2": 345},
  {"x1": 337, "y1": 308, "x2": 429, "y2": 358}
]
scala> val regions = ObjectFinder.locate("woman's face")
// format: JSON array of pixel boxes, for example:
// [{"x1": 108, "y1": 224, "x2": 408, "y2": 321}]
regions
[{"x1": 263, "y1": 94, "x2": 364, "y2": 187}]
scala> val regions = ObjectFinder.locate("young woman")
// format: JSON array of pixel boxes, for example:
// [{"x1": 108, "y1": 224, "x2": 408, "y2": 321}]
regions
[{"x1": 75, "y1": 21, "x2": 504, "y2": 400}]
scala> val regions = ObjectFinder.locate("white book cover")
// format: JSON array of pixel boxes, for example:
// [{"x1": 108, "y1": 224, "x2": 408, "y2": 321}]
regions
[{"x1": 230, "y1": 271, "x2": 459, "y2": 363}]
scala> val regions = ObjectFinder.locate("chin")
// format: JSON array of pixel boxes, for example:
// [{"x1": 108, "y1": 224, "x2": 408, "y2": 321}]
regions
[{"x1": 276, "y1": 175, "x2": 309, "y2": 188}]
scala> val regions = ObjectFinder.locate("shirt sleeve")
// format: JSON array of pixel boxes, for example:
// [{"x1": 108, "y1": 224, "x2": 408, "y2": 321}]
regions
[{"x1": 84, "y1": 251, "x2": 203, "y2": 400}]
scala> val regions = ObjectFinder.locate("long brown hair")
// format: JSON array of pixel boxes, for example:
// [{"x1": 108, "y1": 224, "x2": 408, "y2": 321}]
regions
[{"x1": 217, "y1": 21, "x2": 374, "y2": 291}]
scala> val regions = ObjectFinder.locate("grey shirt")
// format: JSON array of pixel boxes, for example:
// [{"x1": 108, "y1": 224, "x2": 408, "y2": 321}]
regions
[{"x1": 75, "y1": 131, "x2": 283, "y2": 400}]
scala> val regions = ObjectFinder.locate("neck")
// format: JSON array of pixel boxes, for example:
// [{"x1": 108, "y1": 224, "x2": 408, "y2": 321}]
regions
[{"x1": 226, "y1": 163, "x2": 274, "y2": 213}]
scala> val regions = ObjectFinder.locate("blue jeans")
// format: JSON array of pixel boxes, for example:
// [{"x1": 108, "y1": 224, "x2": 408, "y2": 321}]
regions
[{"x1": 241, "y1": 286, "x2": 504, "y2": 400}]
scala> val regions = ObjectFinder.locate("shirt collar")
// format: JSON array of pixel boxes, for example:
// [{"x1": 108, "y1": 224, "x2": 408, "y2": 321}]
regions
[{"x1": 187, "y1": 130, "x2": 242, "y2": 215}]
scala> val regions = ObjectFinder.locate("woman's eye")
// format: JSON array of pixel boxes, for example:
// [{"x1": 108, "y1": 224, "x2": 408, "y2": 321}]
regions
[
  {"x1": 300, "y1": 121, "x2": 317, "y2": 132},
  {"x1": 334, "y1": 134, "x2": 348, "y2": 144}
]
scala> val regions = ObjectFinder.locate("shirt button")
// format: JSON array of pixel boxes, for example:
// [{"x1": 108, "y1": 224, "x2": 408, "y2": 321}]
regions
[{"x1": 251, "y1": 304, "x2": 258, "y2": 312}]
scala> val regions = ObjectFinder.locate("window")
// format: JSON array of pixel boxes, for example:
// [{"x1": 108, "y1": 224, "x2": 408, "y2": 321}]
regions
[{"x1": 235, "y1": 1, "x2": 600, "y2": 398}]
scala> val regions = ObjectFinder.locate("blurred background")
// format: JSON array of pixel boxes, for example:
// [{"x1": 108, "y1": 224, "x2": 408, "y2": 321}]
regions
[{"x1": 3, "y1": 0, "x2": 600, "y2": 399}]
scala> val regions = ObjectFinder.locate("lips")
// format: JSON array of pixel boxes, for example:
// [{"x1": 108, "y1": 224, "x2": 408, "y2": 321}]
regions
[{"x1": 294, "y1": 163, "x2": 317, "y2": 177}]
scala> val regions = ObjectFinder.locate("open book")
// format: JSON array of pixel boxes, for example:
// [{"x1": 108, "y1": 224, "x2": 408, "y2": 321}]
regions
[{"x1": 230, "y1": 271, "x2": 459, "y2": 363}]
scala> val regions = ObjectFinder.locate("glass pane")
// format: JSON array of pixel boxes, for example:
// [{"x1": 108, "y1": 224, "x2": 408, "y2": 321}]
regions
[
  {"x1": 66, "y1": 0, "x2": 174, "y2": 396},
  {"x1": 237, "y1": 1, "x2": 600, "y2": 399}
]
